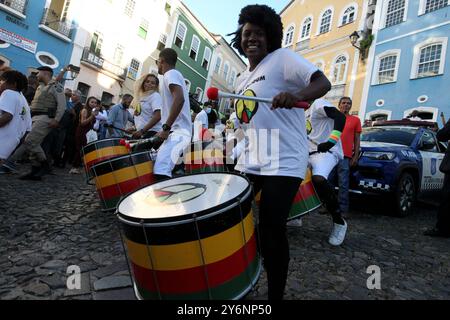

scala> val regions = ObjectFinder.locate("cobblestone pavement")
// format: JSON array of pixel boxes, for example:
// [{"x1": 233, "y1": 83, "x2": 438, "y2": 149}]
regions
[{"x1": 0, "y1": 166, "x2": 449, "y2": 300}]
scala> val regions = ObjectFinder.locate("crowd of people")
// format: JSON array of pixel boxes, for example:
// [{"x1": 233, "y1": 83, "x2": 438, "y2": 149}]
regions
[{"x1": 1, "y1": 4, "x2": 449, "y2": 301}]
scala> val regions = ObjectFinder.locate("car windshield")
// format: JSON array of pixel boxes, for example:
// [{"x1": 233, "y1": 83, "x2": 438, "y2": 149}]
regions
[{"x1": 361, "y1": 127, "x2": 418, "y2": 146}]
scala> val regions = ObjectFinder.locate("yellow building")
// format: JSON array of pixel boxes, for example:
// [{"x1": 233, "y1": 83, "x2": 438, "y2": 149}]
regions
[{"x1": 281, "y1": 0, "x2": 372, "y2": 115}]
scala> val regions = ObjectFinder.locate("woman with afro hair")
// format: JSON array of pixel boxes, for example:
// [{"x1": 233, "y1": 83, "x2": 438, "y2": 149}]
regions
[{"x1": 229, "y1": 4, "x2": 332, "y2": 300}]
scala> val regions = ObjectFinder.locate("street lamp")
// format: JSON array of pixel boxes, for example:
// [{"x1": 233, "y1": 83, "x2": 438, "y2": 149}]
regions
[
  {"x1": 64, "y1": 64, "x2": 80, "y2": 81},
  {"x1": 349, "y1": 31, "x2": 362, "y2": 51}
]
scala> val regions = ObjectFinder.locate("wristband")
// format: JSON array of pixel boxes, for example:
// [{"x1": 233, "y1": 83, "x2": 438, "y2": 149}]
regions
[{"x1": 328, "y1": 130, "x2": 342, "y2": 145}]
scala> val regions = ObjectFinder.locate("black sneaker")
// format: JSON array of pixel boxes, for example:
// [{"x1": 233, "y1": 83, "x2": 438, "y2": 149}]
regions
[{"x1": 19, "y1": 166, "x2": 42, "y2": 181}]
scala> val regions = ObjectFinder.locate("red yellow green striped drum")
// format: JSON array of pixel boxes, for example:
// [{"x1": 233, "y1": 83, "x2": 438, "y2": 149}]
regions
[
  {"x1": 184, "y1": 141, "x2": 226, "y2": 174},
  {"x1": 255, "y1": 169, "x2": 321, "y2": 220},
  {"x1": 117, "y1": 172, "x2": 261, "y2": 300},
  {"x1": 82, "y1": 138, "x2": 130, "y2": 181},
  {"x1": 91, "y1": 151, "x2": 155, "y2": 212}
]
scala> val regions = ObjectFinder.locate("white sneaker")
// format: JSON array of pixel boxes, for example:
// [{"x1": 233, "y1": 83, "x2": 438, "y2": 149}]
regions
[
  {"x1": 329, "y1": 220, "x2": 347, "y2": 246},
  {"x1": 287, "y1": 218, "x2": 303, "y2": 227}
]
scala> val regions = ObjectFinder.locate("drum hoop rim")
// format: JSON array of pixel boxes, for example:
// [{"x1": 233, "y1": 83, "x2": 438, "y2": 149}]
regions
[
  {"x1": 116, "y1": 172, "x2": 252, "y2": 226},
  {"x1": 116, "y1": 185, "x2": 252, "y2": 227},
  {"x1": 90, "y1": 151, "x2": 155, "y2": 170},
  {"x1": 84, "y1": 137, "x2": 124, "y2": 148}
]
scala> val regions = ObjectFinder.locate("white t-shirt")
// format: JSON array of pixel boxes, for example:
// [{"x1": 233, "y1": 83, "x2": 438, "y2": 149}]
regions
[
  {"x1": 134, "y1": 92, "x2": 163, "y2": 132},
  {"x1": 193, "y1": 109, "x2": 208, "y2": 142},
  {"x1": 0, "y1": 90, "x2": 32, "y2": 159},
  {"x1": 306, "y1": 99, "x2": 344, "y2": 159},
  {"x1": 161, "y1": 69, "x2": 192, "y2": 135},
  {"x1": 234, "y1": 48, "x2": 318, "y2": 179}
]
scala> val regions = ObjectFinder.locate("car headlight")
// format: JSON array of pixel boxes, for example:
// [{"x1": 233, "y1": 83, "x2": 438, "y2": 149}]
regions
[{"x1": 362, "y1": 151, "x2": 396, "y2": 161}]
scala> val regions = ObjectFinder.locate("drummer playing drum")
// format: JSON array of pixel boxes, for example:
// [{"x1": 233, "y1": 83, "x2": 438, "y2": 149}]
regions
[{"x1": 154, "y1": 48, "x2": 192, "y2": 181}]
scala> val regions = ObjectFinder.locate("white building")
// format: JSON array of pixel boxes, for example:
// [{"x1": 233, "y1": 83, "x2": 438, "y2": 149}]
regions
[
  {"x1": 207, "y1": 34, "x2": 247, "y2": 114},
  {"x1": 66, "y1": 0, "x2": 172, "y2": 104}
]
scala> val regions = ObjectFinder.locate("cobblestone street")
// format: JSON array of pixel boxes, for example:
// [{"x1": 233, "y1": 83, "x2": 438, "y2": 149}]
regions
[{"x1": 0, "y1": 166, "x2": 449, "y2": 300}]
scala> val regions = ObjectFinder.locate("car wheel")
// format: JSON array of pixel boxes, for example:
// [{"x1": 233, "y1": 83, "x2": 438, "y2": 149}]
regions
[{"x1": 394, "y1": 173, "x2": 416, "y2": 217}]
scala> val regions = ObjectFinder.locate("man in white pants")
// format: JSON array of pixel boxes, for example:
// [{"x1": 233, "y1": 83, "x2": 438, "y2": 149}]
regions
[
  {"x1": 307, "y1": 99, "x2": 347, "y2": 246},
  {"x1": 154, "y1": 48, "x2": 192, "y2": 180}
]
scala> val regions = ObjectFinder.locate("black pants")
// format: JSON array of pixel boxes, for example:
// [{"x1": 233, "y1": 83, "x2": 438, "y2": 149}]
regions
[
  {"x1": 247, "y1": 174, "x2": 302, "y2": 300},
  {"x1": 436, "y1": 174, "x2": 450, "y2": 234}
]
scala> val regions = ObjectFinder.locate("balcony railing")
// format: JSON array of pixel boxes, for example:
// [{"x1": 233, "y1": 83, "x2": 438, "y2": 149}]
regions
[
  {"x1": 295, "y1": 39, "x2": 310, "y2": 52},
  {"x1": 0, "y1": 0, "x2": 27, "y2": 15},
  {"x1": 81, "y1": 47, "x2": 127, "y2": 80},
  {"x1": 40, "y1": 8, "x2": 72, "y2": 38},
  {"x1": 324, "y1": 84, "x2": 346, "y2": 102}
]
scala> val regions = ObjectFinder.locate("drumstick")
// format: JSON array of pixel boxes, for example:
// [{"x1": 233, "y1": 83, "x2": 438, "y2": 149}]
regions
[{"x1": 206, "y1": 87, "x2": 310, "y2": 109}]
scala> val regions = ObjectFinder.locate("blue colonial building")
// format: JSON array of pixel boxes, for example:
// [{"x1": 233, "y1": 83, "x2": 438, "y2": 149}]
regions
[
  {"x1": 0, "y1": 0, "x2": 76, "y2": 75},
  {"x1": 362, "y1": 0, "x2": 449, "y2": 125}
]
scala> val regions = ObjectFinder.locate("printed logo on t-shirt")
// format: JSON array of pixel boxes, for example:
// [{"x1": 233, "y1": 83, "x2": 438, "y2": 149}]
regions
[
  {"x1": 235, "y1": 89, "x2": 258, "y2": 124},
  {"x1": 20, "y1": 106, "x2": 27, "y2": 120},
  {"x1": 135, "y1": 103, "x2": 142, "y2": 116}
]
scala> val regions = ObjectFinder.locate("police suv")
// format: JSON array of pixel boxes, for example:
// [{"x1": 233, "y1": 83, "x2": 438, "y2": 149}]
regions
[{"x1": 350, "y1": 120, "x2": 447, "y2": 217}]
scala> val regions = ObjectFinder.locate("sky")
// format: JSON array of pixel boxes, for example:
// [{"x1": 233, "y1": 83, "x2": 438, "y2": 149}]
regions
[{"x1": 181, "y1": 0, "x2": 291, "y2": 43}]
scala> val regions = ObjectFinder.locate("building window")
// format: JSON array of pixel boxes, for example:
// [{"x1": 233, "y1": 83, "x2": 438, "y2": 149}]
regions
[
  {"x1": 411, "y1": 38, "x2": 447, "y2": 79},
  {"x1": 0, "y1": 40, "x2": 11, "y2": 49},
  {"x1": 189, "y1": 35, "x2": 200, "y2": 60},
  {"x1": 418, "y1": 44, "x2": 443, "y2": 78},
  {"x1": 202, "y1": 47, "x2": 211, "y2": 70},
  {"x1": 319, "y1": 8, "x2": 333, "y2": 34},
  {"x1": 378, "y1": 55, "x2": 398, "y2": 83},
  {"x1": 284, "y1": 25, "x2": 295, "y2": 47},
  {"x1": 331, "y1": 55, "x2": 348, "y2": 84},
  {"x1": 138, "y1": 19, "x2": 149, "y2": 39},
  {"x1": 113, "y1": 45, "x2": 124, "y2": 66},
  {"x1": 128, "y1": 58, "x2": 140, "y2": 80},
  {"x1": 90, "y1": 32, "x2": 103, "y2": 55},
  {"x1": 214, "y1": 56, "x2": 222, "y2": 74},
  {"x1": 373, "y1": 50, "x2": 401, "y2": 85},
  {"x1": 175, "y1": 21, "x2": 187, "y2": 48},
  {"x1": 341, "y1": 5, "x2": 356, "y2": 26},
  {"x1": 101, "y1": 92, "x2": 114, "y2": 106},
  {"x1": 157, "y1": 34, "x2": 167, "y2": 51},
  {"x1": 0, "y1": 0, "x2": 27, "y2": 15},
  {"x1": 384, "y1": 0, "x2": 406, "y2": 28},
  {"x1": 223, "y1": 62, "x2": 230, "y2": 81},
  {"x1": 366, "y1": 109, "x2": 392, "y2": 121},
  {"x1": 229, "y1": 70, "x2": 236, "y2": 87},
  {"x1": 77, "y1": 82, "x2": 90, "y2": 104},
  {"x1": 300, "y1": 17, "x2": 312, "y2": 40},
  {"x1": 124, "y1": 0, "x2": 135, "y2": 18},
  {"x1": 35, "y1": 51, "x2": 59, "y2": 69},
  {"x1": 422, "y1": 0, "x2": 449, "y2": 14}
]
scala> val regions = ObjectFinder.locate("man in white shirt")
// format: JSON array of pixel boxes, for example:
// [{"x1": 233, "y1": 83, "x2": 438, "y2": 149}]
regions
[
  {"x1": 193, "y1": 102, "x2": 210, "y2": 142},
  {"x1": 306, "y1": 99, "x2": 347, "y2": 246},
  {"x1": 154, "y1": 48, "x2": 192, "y2": 180},
  {"x1": 0, "y1": 70, "x2": 31, "y2": 166}
]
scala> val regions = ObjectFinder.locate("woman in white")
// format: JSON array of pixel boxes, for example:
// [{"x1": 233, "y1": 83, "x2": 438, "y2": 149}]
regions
[
  {"x1": 132, "y1": 73, "x2": 162, "y2": 139},
  {"x1": 229, "y1": 5, "x2": 332, "y2": 300},
  {"x1": 0, "y1": 70, "x2": 32, "y2": 163}
]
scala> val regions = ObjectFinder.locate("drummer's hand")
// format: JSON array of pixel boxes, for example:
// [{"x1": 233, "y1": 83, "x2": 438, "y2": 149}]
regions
[
  {"x1": 125, "y1": 128, "x2": 135, "y2": 135},
  {"x1": 157, "y1": 130, "x2": 170, "y2": 141},
  {"x1": 272, "y1": 92, "x2": 299, "y2": 110},
  {"x1": 132, "y1": 130, "x2": 143, "y2": 139}
]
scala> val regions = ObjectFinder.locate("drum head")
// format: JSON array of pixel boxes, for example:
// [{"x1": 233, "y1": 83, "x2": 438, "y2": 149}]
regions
[{"x1": 118, "y1": 173, "x2": 250, "y2": 223}]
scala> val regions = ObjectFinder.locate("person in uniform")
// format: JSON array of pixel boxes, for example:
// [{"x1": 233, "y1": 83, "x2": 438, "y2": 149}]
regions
[{"x1": 7, "y1": 66, "x2": 66, "y2": 180}]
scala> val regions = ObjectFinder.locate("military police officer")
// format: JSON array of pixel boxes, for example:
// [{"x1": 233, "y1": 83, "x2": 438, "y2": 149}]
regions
[{"x1": 8, "y1": 66, "x2": 66, "y2": 180}]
